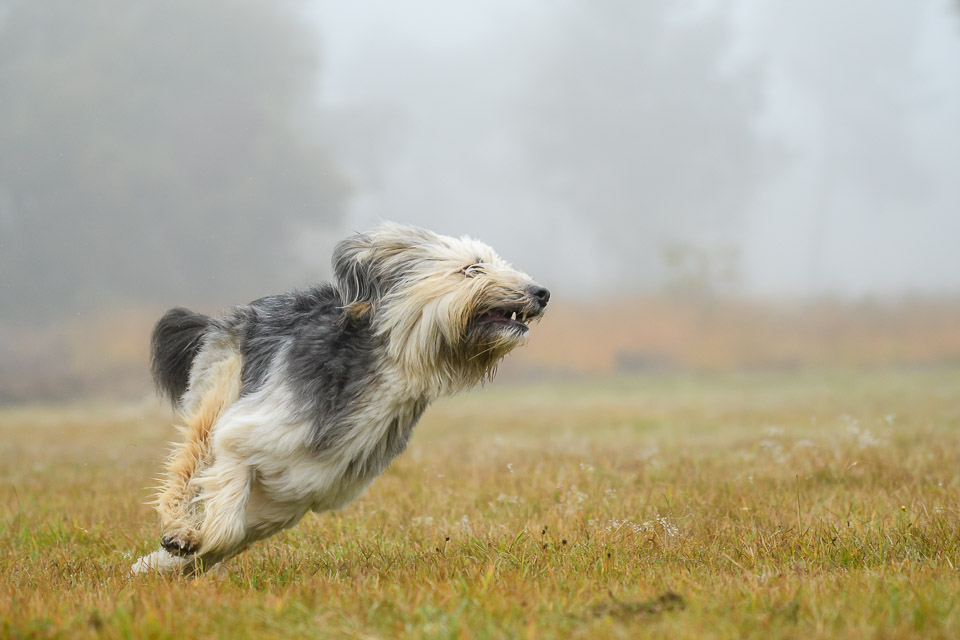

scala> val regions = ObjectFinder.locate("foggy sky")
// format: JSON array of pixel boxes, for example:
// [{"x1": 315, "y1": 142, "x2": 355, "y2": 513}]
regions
[{"x1": 310, "y1": 0, "x2": 960, "y2": 298}]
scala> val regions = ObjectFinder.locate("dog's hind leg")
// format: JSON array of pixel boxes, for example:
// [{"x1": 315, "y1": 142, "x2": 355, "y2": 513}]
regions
[{"x1": 155, "y1": 346, "x2": 243, "y2": 558}]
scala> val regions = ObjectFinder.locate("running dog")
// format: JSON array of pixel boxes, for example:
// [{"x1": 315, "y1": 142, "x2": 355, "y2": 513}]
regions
[{"x1": 132, "y1": 223, "x2": 549, "y2": 574}]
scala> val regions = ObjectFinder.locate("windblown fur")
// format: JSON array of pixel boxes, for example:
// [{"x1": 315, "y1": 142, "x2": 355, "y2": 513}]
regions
[{"x1": 133, "y1": 223, "x2": 550, "y2": 575}]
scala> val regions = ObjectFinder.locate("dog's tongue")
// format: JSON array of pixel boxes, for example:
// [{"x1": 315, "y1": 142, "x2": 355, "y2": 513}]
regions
[
  {"x1": 480, "y1": 310, "x2": 528, "y2": 326},
  {"x1": 482, "y1": 311, "x2": 511, "y2": 323}
]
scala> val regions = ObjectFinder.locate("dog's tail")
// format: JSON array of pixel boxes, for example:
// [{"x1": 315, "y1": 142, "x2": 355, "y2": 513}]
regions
[{"x1": 151, "y1": 307, "x2": 210, "y2": 406}]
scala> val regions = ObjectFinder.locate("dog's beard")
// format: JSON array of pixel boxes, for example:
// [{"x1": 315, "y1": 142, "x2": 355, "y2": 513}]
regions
[
  {"x1": 468, "y1": 325, "x2": 526, "y2": 354},
  {"x1": 457, "y1": 309, "x2": 539, "y2": 373}
]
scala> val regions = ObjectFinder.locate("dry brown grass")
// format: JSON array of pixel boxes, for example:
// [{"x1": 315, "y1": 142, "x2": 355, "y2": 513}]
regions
[{"x1": 2, "y1": 367, "x2": 960, "y2": 638}]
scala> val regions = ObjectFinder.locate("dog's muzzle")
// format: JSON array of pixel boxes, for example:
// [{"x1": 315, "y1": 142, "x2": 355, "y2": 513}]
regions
[{"x1": 474, "y1": 285, "x2": 550, "y2": 334}]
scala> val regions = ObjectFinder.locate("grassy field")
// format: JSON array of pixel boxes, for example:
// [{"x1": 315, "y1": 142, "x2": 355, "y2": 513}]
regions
[{"x1": 2, "y1": 367, "x2": 960, "y2": 638}]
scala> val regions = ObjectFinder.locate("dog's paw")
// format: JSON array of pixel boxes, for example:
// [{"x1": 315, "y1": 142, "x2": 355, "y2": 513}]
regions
[
  {"x1": 132, "y1": 548, "x2": 191, "y2": 575},
  {"x1": 161, "y1": 533, "x2": 200, "y2": 557}
]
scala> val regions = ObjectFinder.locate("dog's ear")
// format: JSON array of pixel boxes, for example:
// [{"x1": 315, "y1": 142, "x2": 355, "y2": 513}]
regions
[
  {"x1": 333, "y1": 232, "x2": 381, "y2": 306},
  {"x1": 334, "y1": 223, "x2": 441, "y2": 310}
]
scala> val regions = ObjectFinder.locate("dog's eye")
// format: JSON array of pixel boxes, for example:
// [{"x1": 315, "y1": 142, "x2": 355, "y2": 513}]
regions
[{"x1": 462, "y1": 265, "x2": 485, "y2": 278}]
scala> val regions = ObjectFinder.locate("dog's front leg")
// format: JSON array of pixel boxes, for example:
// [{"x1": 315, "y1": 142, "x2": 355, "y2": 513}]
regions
[
  {"x1": 156, "y1": 426, "x2": 213, "y2": 556},
  {"x1": 194, "y1": 451, "x2": 254, "y2": 560},
  {"x1": 137, "y1": 451, "x2": 252, "y2": 576},
  {"x1": 156, "y1": 349, "x2": 243, "y2": 557}
]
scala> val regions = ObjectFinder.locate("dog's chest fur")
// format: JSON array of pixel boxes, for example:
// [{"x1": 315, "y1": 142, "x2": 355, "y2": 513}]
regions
[
  {"x1": 216, "y1": 286, "x2": 433, "y2": 515},
  {"x1": 231, "y1": 378, "x2": 428, "y2": 515}
]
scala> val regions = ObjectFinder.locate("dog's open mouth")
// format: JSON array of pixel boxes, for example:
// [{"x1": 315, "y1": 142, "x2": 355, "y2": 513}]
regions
[{"x1": 475, "y1": 307, "x2": 537, "y2": 332}]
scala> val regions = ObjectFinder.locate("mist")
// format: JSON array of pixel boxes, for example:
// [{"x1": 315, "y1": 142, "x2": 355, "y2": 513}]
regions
[
  {"x1": 2, "y1": 0, "x2": 960, "y2": 400},
  {"x1": 310, "y1": 0, "x2": 960, "y2": 298}
]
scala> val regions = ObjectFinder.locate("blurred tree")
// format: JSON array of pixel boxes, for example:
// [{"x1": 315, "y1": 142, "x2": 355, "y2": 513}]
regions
[
  {"x1": 662, "y1": 242, "x2": 740, "y2": 301},
  {"x1": 516, "y1": 0, "x2": 778, "y2": 289},
  {"x1": 0, "y1": 0, "x2": 346, "y2": 320}
]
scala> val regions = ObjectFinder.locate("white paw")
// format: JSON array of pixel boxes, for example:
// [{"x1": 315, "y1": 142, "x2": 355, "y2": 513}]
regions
[{"x1": 131, "y1": 548, "x2": 191, "y2": 575}]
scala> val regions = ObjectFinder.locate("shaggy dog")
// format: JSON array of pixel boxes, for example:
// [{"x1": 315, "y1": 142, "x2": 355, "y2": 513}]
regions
[{"x1": 132, "y1": 223, "x2": 549, "y2": 574}]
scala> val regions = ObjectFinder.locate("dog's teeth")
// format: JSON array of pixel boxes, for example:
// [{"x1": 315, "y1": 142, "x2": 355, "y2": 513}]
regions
[{"x1": 511, "y1": 312, "x2": 517, "y2": 321}]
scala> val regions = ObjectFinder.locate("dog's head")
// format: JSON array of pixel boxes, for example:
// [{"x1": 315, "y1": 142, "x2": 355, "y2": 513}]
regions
[{"x1": 333, "y1": 223, "x2": 549, "y2": 391}]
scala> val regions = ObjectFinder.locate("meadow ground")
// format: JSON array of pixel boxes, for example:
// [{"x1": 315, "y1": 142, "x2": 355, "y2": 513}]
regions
[{"x1": 2, "y1": 367, "x2": 960, "y2": 639}]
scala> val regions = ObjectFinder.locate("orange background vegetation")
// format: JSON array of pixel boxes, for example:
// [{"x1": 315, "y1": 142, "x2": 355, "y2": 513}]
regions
[
  {"x1": 513, "y1": 297, "x2": 960, "y2": 375},
  {"x1": 3, "y1": 297, "x2": 960, "y2": 402}
]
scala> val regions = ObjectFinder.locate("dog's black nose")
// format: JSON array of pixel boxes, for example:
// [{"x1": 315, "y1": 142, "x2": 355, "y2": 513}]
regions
[{"x1": 528, "y1": 286, "x2": 551, "y2": 308}]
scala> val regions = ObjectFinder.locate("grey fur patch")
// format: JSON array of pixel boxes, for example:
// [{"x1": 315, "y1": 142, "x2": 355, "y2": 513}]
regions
[
  {"x1": 191, "y1": 283, "x2": 407, "y2": 462},
  {"x1": 343, "y1": 399, "x2": 427, "y2": 480}
]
